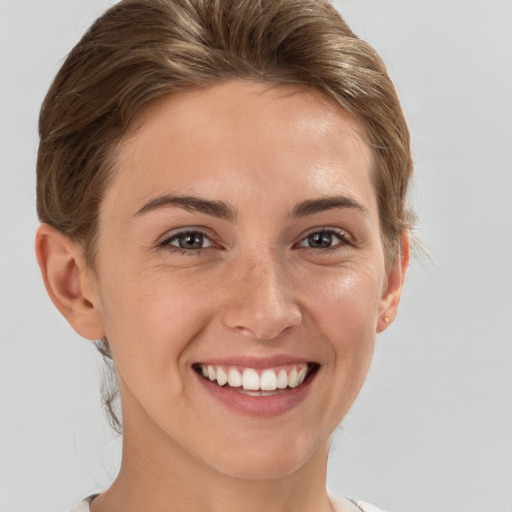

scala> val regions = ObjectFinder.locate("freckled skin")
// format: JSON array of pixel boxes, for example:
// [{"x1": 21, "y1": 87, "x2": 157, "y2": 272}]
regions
[{"x1": 81, "y1": 81, "x2": 405, "y2": 512}]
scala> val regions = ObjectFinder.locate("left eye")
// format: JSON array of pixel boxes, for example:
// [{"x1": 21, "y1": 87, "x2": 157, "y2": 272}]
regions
[
  {"x1": 298, "y1": 229, "x2": 348, "y2": 249},
  {"x1": 162, "y1": 231, "x2": 213, "y2": 250}
]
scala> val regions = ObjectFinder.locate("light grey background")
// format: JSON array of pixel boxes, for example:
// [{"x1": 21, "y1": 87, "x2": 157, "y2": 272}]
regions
[{"x1": 1, "y1": 1, "x2": 511, "y2": 511}]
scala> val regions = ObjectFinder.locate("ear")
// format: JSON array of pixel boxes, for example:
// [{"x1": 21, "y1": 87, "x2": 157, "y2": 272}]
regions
[
  {"x1": 376, "y1": 231, "x2": 410, "y2": 333},
  {"x1": 35, "y1": 223, "x2": 105, "y2": 340}
]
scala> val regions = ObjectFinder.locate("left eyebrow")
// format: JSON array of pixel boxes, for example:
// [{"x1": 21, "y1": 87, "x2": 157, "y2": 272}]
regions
[{"x1": 291, "y1": 195, "x2": 369, "y2": 217}]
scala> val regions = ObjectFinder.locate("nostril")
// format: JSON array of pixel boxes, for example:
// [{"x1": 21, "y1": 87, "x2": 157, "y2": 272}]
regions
[
  {"x1": 234, "y1": 325, "x2": 257, "y2": 337},
  {"x1": 233, "y1": 323, "x2": 294, "y2": 341}
]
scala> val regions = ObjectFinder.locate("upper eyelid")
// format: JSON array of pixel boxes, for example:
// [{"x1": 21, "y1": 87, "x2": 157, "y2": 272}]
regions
[
  {"x1": 159, "y1": 227, "x2": 214, "y2": 243},
  {"x1": 297, "y1": 226, "x2": 351, "y2": 241},
  {"x1": 302, "y1": 226, "x2": 348, "y2": 235}
]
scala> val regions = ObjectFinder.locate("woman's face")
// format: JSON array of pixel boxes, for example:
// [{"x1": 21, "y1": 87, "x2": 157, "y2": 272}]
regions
[{"x1": 87, "y1": 81, "x2": 401, "y2": 479}]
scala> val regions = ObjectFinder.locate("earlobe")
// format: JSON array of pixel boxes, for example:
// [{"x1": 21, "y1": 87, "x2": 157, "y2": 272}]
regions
[
  {"x1": 376, "y1": 232, "x2": 410, "y2": 333},
  {"x1": 35, "y1": 223, "x2": 105, "y2": 340}
]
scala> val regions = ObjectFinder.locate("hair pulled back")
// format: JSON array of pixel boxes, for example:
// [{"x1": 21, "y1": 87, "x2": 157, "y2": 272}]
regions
[{"x1": 37, "y1": 0, "x2": 414, "y2": 432}]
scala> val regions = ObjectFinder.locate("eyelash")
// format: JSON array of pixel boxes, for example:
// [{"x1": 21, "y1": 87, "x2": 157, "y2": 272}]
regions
[
  {"x1": 296, "y1": 228, "x2": 352, "y2": 252},
  {"x1": 158, "y1": 227, "x2": 351, "y2": 256},
  {"x1": 159, "y1": 230, "x2": 217, "y2": 257}
]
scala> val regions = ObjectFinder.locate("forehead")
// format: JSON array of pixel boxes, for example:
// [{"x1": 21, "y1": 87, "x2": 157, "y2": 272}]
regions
[{"x1": 105, "y1": 80, "x2": 376, "y2": 219}]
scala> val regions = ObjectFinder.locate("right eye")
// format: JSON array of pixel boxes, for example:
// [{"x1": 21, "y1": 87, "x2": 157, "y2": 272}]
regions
[{"x1": 160, "y1": 230, "x2": 213, "y2": 251}]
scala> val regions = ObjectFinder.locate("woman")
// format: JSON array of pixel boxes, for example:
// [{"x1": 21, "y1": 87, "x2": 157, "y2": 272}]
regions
[{"x1": 35, "y1": 0, "x2": 412, "y2": 511}]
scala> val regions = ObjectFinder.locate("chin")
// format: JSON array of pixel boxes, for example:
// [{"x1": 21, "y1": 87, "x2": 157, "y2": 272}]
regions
[
  {"x1": 216, "y1": 454, "x2": 309, "y2": 481},
  {"x1": 202, "y1": 432, "x2": 327, "y2": 481}
]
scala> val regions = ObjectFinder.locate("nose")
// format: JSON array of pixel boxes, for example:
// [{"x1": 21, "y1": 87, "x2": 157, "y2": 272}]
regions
[{"x1": 221, "y1": 251, "x2": 302, "y2": 340}]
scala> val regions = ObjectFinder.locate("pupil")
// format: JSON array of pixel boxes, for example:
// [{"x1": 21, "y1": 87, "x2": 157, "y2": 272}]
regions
[
  {"x1": 179, "y1": 232, "x2": 203, "y2": 249},
  {"x1": 309, "y1": 232, "x2": 332, "y2": 248}
]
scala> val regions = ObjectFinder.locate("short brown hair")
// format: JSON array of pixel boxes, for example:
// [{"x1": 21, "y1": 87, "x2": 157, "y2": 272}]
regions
[{"x1": 37, "y1": 0, "x2": 414, "y2": 431}]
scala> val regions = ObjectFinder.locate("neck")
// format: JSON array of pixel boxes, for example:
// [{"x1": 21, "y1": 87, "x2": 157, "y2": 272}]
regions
[{"x1": 92, "y1": 409, "x2": 334, "y2": 512}]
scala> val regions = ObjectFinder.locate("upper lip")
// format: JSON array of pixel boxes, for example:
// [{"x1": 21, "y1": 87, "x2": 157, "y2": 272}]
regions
[{"x1": 194, "y1": 354, "x2": 314, "y2": 368}]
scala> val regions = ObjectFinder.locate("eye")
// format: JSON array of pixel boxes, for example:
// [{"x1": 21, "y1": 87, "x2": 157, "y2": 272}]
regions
[
  {"x1": 298, "y1": 229, "x2": 350, "y2": 249},
  {"x1": 161, "y1": 230, "x2": 213, "y2": 251}
]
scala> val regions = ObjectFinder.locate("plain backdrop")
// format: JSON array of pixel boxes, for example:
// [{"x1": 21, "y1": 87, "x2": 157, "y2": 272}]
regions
[{"x1": 1, "y1": 1, "x2": 511, "y2": 511}]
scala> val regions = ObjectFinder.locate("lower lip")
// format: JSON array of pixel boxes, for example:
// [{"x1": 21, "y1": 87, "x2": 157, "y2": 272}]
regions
[{"x1": 194, "y1": 370, "x2": 316, "y2": 417}]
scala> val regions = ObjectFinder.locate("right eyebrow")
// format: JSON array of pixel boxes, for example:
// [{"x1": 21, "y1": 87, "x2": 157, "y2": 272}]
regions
[{"x1": 134, "y1": 194, "x2": 237, "y2": 221}]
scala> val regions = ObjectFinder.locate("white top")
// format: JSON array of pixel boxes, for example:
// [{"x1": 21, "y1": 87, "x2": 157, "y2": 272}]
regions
[{"x1": 70, "y1": 494, "x2": 385, "y2": 512}]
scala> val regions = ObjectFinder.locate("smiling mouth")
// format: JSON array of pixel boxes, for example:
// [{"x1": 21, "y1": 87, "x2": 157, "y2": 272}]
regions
[{"x1": 192, "y1": 362, "x2": 320, "y2": 396}]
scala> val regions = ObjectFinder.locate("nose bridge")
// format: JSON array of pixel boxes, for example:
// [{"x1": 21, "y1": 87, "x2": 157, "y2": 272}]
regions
[
  {"x1": 250, "y1": 250, "x2": 287, "y2": 308},
  {"x1": 222, "y1": 247, "x2": 302, "y2": 339}
]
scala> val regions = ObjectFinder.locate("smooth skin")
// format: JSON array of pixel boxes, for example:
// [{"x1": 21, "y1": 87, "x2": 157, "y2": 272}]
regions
[{"x1": 36, "y1": 81, "x2": 409, "y2": 512}]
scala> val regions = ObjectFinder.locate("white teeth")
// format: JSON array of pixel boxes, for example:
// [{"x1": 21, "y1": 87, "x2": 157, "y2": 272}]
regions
[
  {"x1": 216, "y1": 367, "x2": 228, "y2": 386},
  {"x1": 260, "y1": 369, "x2": 277, "y2": 391},
  {"x1": 200, "y1": 364, "x2": 311, "y2": 391},
  {"x1": 276, "y1": 369, "x2": 288, "y2": 389},
  {"x1": 227, "y1": 367, "x2": 242, "y2": 387},
  {"x1": 297, "y1": 366, "x2": 308, "y2": 386},
  {"x1": 242, "y1": 368, "x2": 260, "y2": 390},
  {"x1": 288, "y1": 368, "x2": 299, "y2": 388}
]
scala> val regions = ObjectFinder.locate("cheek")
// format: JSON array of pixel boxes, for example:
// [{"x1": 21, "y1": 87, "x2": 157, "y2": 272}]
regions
[
  {"x1": 97, "y1": 269, "x2": 203, "y2": 385},
  {"x1": 303, "y1": 264, "x2": 382, "y2": 343},
  {"x1": 300, "y1": 266, "x2": 382, "y2": 411}
]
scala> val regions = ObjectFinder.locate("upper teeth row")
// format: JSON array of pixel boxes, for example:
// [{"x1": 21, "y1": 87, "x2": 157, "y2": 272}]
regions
[{"x1": 200, "y1": 364, "x2": 309, "y2": 391}]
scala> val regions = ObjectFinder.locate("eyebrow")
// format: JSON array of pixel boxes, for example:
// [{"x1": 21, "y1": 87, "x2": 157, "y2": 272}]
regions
[
  {"x1": 134, "y1": 195, "x2": 237, "y2": 220},
  {"x1": 134, "y1": 193, "x2": 367, "y2": 220},
  {"x1": 292, "y1": 195, "x2": 369, "y2": 217}
]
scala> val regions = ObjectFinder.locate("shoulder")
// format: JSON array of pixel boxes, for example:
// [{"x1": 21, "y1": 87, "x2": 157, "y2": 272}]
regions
[
  {"x1": 69, "y1": 495, "x2": 97, "y2": 512},
  {"x1": 329, "y1": 492, "x2": 387, "y2": 512},
  {"x1": 346, "y1": 498, "x2": 387, "y2": 512}
]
